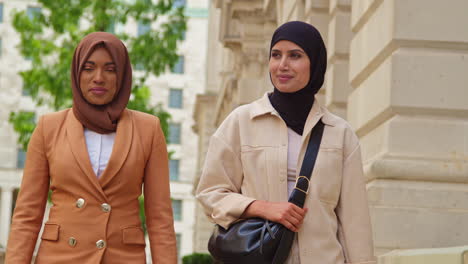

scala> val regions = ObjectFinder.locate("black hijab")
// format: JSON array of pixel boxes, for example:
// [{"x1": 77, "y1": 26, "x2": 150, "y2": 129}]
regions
[{"x1": 268, "y1": 21, "x2": 327, "y2": 135}]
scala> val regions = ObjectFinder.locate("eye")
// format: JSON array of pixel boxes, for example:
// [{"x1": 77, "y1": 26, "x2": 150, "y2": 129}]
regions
[
  {"x1": 271, "y1": 52, "x2": 281, "y2": 58},
  {"x1": 290, "y1": 52, "x2": 302, "y2": 59},
  {"x1": 82, "y1": 64, "x2": 94, "y2": 71},
  {"x1": 106, "y1": 67, "x2": 116, "y2": 72}
]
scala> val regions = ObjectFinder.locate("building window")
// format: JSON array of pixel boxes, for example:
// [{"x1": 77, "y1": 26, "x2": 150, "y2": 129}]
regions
[
  {"x1": 168, "y1": 123, "x2": 181, "y2": 144},
  {"x1": 106, "y1": 20, "x2": 115, "y2": 34},
  {"x1": 134, "y1": 62, "x2": 145, "y2": 71},
  {"x1": 171, "y1": 56, "x2": 184, "y2": 74},
  {"x1": 0, "y1": 3, "x2": 4, "y2": 23},
  {"x1": 173, "y1": 0, "x2": 186, "y2": 8},
  {"x1": 24, "y1": 7, "x2": 41, "y2": 61},
  {"x1": 12, "y1": 189, "x2": 19, "y2": 220},
  {"x1": 181, "y1": 30, "x2": 186, "y2": 41},
  {"x1": 22, "y1": 81, "x2": 30, "y2": 96},
  {"x1": 172, "y1": 199, "x2": 182, "y2": 221},
  {"x1": 169, "y1": 159, "x2": 180, "y2": 181},
  {"x1": 27, "y1": 6, "x2": 41, "y2": 20},
  {"x1": 16, "y1": 111, "x2": 36, "y2": 167},
  {"x1": 137, "y1": 21, "x2": 150, "y2": 36},
  {"x1": 176, "y1": 233, "x2": 182, "y2": 259},
  {"x1": 168, "y1": 88, "x2": 183, "y2": 109},
  {"x1": 17, "y1": 148, "x2": 27, "y2": 168}
]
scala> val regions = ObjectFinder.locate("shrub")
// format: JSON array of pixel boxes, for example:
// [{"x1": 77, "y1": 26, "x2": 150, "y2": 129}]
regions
[{"x1": 182, "y1": 253, "x2": 213, "y2": 264}]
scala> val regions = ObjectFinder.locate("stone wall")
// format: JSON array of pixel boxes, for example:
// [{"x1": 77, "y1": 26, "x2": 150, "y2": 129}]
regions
[{"x1": 349, "y1": 0, "x2": 468, "y2": 254}]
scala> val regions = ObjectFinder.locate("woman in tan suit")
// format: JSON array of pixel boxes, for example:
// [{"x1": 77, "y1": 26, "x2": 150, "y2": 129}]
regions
[
  {"x1": 196, "y1": 21, "x2": 376, "y2": 263},
  {"x1": 6, "y1": 32, "x2": 177, "y2": 263}
]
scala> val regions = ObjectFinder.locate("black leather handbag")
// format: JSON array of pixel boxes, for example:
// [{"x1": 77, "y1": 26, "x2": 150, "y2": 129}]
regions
[{"x1": 208, "y1": 120, "x2": 325, "y2": 264}]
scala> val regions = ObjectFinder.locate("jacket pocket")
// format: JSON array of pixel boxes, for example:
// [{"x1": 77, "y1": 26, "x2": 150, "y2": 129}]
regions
[
  {"x1": 240, "y1": 146, "x2": 270, "y2": 197},
  {"x1": 122, "y1": 226, "x2": 146, "y2": 246},
  {"x1": 310, "y1": 148, "x2": 343, "y2": 205},
  {"x1": 240, "y1": 147, "x2": 267, "y2": 177},
  {"x1": 41, "y1": 223, "x2": 60, "y2": 241}
]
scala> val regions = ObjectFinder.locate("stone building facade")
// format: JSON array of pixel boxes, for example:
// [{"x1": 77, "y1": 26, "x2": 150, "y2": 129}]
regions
[
  {"x1": 193, "y1": 0, "x2": 468, "y2": 258},
  {"x1": 145, "y1": 0, "x2": 209, "y2": 259},
  {"x1": 0, "y1": 0, "x2": 50, "y2": 254},
  {"x1": 0, "y1": 0, "x2": 208, "y2": 262}
]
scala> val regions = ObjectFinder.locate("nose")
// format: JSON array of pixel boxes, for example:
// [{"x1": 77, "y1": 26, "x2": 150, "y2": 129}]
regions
[
  {"x1": 279, "y1": 56, "x2": 289, "y2": 70},
  {"x1": 93, "y1": 69, "x2": 104, "y2": 84}
]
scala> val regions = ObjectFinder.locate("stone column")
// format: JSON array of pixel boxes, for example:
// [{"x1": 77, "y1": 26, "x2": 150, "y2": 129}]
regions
[
  {"x1": 233, "y1": 7, "x2": 272, "y2": 105},
  {"x1": 302, "y1": 0, "x2": 330, "y2": 103},
  {"x1": 276, "y1": 0, "x2": 305, "y2": 23},
  {"x1": 0, "y1": 187, "x2": 13, "y2": 247},
  {"x1": 348, "y1": 0, "x2": 468, "y2": 255},
  {"x1": 324, "y1": 0, "x2": 351, "y2": 118},
  {"x1": 213, "y1": 0, "x2": 270, "y2": 125},
  {"x1": 192, "y1": 94, "x2": 218, "y2": 253}
]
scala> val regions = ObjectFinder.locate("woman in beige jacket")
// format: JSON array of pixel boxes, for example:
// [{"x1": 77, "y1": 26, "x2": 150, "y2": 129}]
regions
[{"x1": 196, "y1": 21, "x2": 376, "y2": 264}]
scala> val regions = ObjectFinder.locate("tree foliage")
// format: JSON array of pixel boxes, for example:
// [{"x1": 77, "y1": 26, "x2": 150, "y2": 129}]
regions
[{"x1": 10, "y1": 0, "x2": 186, "y2": 149}]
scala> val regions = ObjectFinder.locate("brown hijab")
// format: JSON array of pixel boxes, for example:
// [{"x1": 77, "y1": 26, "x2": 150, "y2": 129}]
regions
[{"x1": 71, "y1": 32, "x2": 132, "y2": 134}]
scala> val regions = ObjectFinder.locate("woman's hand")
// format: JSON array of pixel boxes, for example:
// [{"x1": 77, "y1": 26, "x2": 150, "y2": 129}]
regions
[{"x1": 241, "y1": 200, "x2": 308, "y2": 232}]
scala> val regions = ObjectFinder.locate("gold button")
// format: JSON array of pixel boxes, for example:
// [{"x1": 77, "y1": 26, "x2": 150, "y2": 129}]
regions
[
  {"x1": 68, "y1": 237, "x2": 77, "y2": 247},
  {"x1": 101, "y1": 203, "x2": 111, "y2": 213},
  {"x1": 76, "y1": 198, "x2": 85, "y2": 208},
  {"x1": 96, "y1": 239, "x2": 106, "y2": 249}
]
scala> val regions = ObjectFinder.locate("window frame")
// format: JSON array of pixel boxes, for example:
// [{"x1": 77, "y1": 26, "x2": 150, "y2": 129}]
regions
[
  {"x1": 171, "y1": 56, "x2": 185, "y2": 74},
  {"x1": 168, "y1": 88, "x2": 183, "y2": 109},
  {"x1": 26, "y1": 6, "x2": 42, "y2": 20},
  {"x1": 0, "y1": 3, "x2": 4, "y2": 23},
  {"x1": 173, "y1": 0, "x2": 186, "y2": 8},
  {"x1": 16, "y1": 148, "x2": 27, "y2": 169},
  {"x1": 168, "y1": 123, "x2": 182, "y2": 144},
  {"x1": 137, "y1": 21, "x2": 151, "y2": 36},
  {"x1": 169, "y1": 159, "x2": 180, "y2": 181},
  {"x1": 172, "y1": 199, "x2": 183, "y2": 221}
]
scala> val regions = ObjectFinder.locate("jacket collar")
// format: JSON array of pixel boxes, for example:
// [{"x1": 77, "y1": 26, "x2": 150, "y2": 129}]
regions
[
  {"x1": 250, "y1": 92, "x2": 338, "y2": 128},
  {"x1": 65, "y1": 108, "x2": 133, "y2": 198},
  {"x1": 98, "y1": 109, "x2": 133, "y2": 188}
]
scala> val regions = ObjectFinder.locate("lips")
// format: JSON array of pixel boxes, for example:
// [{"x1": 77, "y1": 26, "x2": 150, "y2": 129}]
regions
[
  {"x1": 277, "y1": 74, "x2": 293, "y2": 83},
  {"x1": 89, "y1": 87, "x2": 108, "y2": 95}
]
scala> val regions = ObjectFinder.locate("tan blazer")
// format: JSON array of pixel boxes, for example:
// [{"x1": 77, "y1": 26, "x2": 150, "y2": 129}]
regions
[
  {"x1": 196, "y1": 93, "x2": 376, "y2": 264},
  {"x1": 6, "y1": 109, "x2": 177, "y2": 264}
]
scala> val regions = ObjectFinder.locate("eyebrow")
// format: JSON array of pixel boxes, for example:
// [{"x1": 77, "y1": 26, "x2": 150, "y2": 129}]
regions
[
  {"x1": 271, "y1": 49, "x2": 306, "y2": 54},
  {"x1": 84, "y1": 61, "x2": 116, "y2": 66}
]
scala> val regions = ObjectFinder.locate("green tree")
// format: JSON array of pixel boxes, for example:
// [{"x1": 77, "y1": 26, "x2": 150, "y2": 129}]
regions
[{"x1": 9, "y1": 0, "x2": 186, "y2": 149}]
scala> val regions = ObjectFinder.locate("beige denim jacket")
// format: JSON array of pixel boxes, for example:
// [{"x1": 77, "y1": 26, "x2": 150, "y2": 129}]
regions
[{"x1": 196, "y1": 93, "x2": 376, "y2": 264}]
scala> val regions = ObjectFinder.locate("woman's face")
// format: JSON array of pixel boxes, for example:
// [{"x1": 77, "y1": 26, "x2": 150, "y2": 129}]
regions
[
  {"x1": 80, "y1": 47, "x2": 117, "y2": 105},
  {"x1": 269, "y1": 40, "x2": 310, "y2": 93}
]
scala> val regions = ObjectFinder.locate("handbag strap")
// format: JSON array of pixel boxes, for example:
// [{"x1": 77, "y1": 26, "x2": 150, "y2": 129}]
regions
[{"x1": 288, "y1": 119, "x2": 325, "y2": 208}]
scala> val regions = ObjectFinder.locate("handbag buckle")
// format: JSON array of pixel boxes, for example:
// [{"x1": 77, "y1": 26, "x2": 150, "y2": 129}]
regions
[{"x1": 294, "y1": 176, "x2": 310, "y2": 194}]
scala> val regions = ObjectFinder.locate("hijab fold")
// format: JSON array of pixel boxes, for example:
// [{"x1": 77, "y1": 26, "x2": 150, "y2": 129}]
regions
[
  {"x1": 71, "y1": 32, "x2": 132, "y2": 134},
  {"x1": 268, "y1": 21, "x2": 327, "y2": 135}
]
